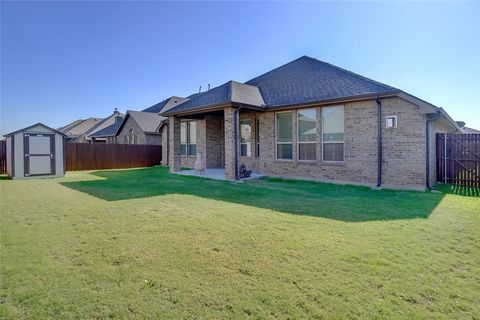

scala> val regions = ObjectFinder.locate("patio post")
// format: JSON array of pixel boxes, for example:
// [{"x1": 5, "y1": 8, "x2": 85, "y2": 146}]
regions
[{"x1": 224, "y1": 107, "x2": 237, "y2": 180}]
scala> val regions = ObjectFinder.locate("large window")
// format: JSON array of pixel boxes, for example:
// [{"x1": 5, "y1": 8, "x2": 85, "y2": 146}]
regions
[
  {"x1": 322, "y1": 105, "x2": 344, "y2": 162},
  {"x1": 276, "y1": 112, "x2": 293, "y2": 160},
  {"x1": 240, "y1": 120, "x2": 252, "y2": 157},
  {"x1": 180, "y1": 122, "x2": 187, "y2": 156},
  {"x1": 180, "y1": 121, "x2": 196, "y2": 156},
  {"x1": 297, "y1": 108, "x2": 317, "y2": 160},
  {"x1": 188, "y1": 121, "x2": 196, "y2": 156}
]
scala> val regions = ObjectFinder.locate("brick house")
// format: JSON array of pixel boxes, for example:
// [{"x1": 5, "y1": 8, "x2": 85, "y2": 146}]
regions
[{"x1": 161, "y1": 56, "x2": 462, "y2": 190}]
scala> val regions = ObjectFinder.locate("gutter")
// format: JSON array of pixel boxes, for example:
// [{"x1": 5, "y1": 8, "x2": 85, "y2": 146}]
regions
[
  {"x1": 375, "y1": 97, "x2": 383, "y2": 188},
  {"x1": 425, "y1": 111, "x2": 441, "y2": 189}
]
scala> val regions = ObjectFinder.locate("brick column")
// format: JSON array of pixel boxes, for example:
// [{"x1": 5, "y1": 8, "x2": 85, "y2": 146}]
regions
[
  {"x1": 224, "y1": 107, "x2": 237, "y2": 180},
  {"x1": 168, "y1": 116, "x2": 181, "y2": 172},
  {"x1": 161, "y1": 125, "x2": 169, "y2": 166}
]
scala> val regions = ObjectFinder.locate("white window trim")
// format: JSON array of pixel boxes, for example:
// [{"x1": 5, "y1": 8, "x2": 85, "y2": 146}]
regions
[
  {"x1": 275, "y1": 111, "x2": 293, "y2": 161},
  {"x1": 297, "y1": 108, "x2": 317, "y2": 161},
  {"x1": 321, "y1": 105, "x2": 345, "y2": 163},
  {"x1": 386, "y1": 115, "x2": 397, "y2": 129}
]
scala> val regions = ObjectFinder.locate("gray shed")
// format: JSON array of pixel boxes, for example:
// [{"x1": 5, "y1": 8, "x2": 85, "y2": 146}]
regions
[{"x1": 4, "y1": 123, "x2": 66, "y2": 179}]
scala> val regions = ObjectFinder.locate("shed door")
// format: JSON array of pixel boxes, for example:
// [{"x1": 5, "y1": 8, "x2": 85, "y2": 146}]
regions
[{"x1": 24, "y1": 133, "x2": 55, "y2": 176}]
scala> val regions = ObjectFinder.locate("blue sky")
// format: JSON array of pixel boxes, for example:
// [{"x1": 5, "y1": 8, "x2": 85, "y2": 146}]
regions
[{"x1": 1, "y1": 1, "x2": 479, "y2": 135}]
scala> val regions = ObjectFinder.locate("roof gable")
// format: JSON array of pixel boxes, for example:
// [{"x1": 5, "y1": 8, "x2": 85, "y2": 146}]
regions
[
  {"x1": 162, "y1": 81, "x2": 264, "y2": 116},
  {"x1": 4, "y1": 122, "x2": 67, "y2": 137}
]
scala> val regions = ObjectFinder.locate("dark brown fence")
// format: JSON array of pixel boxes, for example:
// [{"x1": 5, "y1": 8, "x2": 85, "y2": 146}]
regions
[
  {"x1": 66, "y1": 143, "x2": 162, "y2": 171},
  {"x1": 436, "y1": 133, "x2": 480, "y2": 187},
  {"x1": 0, "y1": 140, "x2": 6, "y2": 174}
]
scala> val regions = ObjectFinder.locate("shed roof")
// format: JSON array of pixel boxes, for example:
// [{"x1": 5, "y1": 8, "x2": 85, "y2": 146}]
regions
[{"x1": 4, "y1": 123, "x2": 67, "y2": 137}]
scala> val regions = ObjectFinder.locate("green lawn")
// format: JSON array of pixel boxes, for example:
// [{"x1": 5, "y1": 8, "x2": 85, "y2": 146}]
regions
[{"x1": 1, "y1": 167, "x2": 479, "y2": 319}]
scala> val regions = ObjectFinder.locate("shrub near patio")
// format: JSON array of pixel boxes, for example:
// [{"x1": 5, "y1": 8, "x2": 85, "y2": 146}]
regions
[{"x1": 1, "y1": 167, "x2": 479, "y2": 319}]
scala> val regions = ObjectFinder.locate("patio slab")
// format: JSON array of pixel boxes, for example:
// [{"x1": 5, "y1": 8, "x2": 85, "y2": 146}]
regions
[{"x1": 175, "y1": 168, "x2": 264, "y2": 181}]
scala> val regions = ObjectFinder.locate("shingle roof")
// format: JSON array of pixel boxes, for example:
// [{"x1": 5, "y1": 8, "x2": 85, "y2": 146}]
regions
[
  {"x1": 142, "y1": 96, "x2": 188, "y2": 113},
  {"x1": 58, "y1": 118, "x2": 102, "y2": 137},
  {"x1": 88, "y1": 120, "x2": 123, "y2": 138},
  {"x1": 86, "y1": 111, "x2": 124, "y2": 138},
  {"x1": 162, "y1": 56, "x2": 399, "y2": 116},
  {"x1": 162, "y1": 81, "x2": 264, "y2": 116},
  {"x1": 124, "y1": 110, "x2": 165, "y2": 134},
  {"x1": 245, "y1": 56, "x2": 398, "y2": 107}
]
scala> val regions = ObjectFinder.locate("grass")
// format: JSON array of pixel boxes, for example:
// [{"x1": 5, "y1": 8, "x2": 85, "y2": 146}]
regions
[{"x1": 1, "y1": 166, "x2": 479, "y2": 319}]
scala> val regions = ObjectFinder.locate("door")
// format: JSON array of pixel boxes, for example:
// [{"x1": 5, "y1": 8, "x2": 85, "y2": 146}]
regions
[{"x1": 24, "y1": 133, "x2": 55, "y2": 176}]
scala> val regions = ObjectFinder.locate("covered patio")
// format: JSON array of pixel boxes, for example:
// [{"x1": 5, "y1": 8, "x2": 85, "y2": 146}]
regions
[{"x1": 162, "y1": 80, "x2": 266, "y2": 181}]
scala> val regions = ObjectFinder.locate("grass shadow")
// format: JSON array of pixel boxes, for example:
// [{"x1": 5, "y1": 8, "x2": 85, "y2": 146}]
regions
[{"x1": 60, "y1": 167, "x2": 445, "y2": 222}]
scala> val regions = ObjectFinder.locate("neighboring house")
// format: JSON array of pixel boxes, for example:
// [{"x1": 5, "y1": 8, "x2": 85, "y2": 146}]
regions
[
  {"x1": 85, "y1": 109, "x2": 124, "y2": 143},
  {"x1": 58, "y1": 118, "x2": 102, "y2": 143},
  {"x1": 87, "y1": 119, "x2": 123, "y2": 144},
  {"x1": 58, "y1": 109, "x2": 123, "y2": 143},
  {"x1": 114, "y1": 110, "x2": 165, "y2": 145},
  {"x1": 91, "y1": 96, "x2": 188, "y2": 145},
  {"x1": 161, "y1": 56, "x2": 462, "y2": 190},
  {"x1": 463, "y1": 127, "x2": 480, "y2": 134}
]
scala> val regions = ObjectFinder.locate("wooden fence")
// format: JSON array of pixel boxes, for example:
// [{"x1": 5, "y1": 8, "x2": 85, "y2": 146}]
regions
[
  {"x1": 65, "y1": 143, "x2": 162, "y2": 171},
  {"x1": 436, "y1": 133, "x2": 480, "y2": 187},
  {"x1": 0, "y1": 140, "x2": 6, "y2": 174}
]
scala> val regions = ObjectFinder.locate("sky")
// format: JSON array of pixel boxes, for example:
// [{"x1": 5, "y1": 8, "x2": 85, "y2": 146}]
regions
[{"x1": 1, "y1": 1, "x2": 479, "y2": 135}]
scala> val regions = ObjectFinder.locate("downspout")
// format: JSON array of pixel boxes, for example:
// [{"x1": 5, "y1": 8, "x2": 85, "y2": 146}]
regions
[
  {"x1": 375, "y1": 96, "x2": 382, "y2": 188},
  {"x1": 425, "y1": 111, "x2": 441, "y2": 189}
]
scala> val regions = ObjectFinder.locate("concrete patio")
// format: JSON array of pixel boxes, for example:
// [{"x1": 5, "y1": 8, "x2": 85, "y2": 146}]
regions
[{"x1": 175, "y1": 168, "x2": 264, "y2": 181}]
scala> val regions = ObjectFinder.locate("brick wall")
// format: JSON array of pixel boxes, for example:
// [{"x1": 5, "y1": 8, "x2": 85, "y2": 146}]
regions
[
  {"x1": 205, "y1": 115, "x2": 224, "y2": 168},
  {"x1": 257, "y1": 97, "x2": 433, "y2": 190}
]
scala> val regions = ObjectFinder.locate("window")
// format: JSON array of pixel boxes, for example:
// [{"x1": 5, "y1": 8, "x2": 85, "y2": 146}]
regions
[
  {"x1": 276, "y1": 112, "x2": 293, "y2": 160},
  {"x1": 188, "y1": 121, "x2": 196, "y2": 156},
  {"x1": 128, "y1": 128, "x2": 137, "y2": 144},
  {"x1": 255, "y1": 118, "x2": 260, "y2": 157},
  {"x1": 181, "y1": 121, "x2": 196, "y2": 156},
  {"x1": 297, "y1": 108, "x2": 317, "y2": 160},
  {"x1": 240, "y1": 120, "x2": 252, "y2": 157},
  {"x1": 386, "y1": 116, "x2": 397, "y2": 128},
  {"x1": 180, "y1": 122, "x2": 187, "y2": 156},
  {"x1": 322, "y1": 105, "x2": 344, "y2": 162}
]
